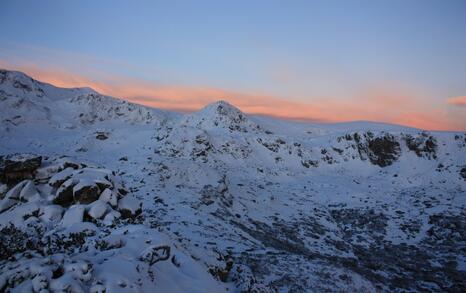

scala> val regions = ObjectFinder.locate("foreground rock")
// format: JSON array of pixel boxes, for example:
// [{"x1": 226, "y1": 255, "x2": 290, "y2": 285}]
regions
[{"x1": 0, "y1": 154, "x2": 42, "y2": 184}]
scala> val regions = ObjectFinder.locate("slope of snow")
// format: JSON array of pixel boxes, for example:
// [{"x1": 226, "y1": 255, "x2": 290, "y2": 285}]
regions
[{"x1": 1, "y1": 70, "x2": 465, "y2": 292}]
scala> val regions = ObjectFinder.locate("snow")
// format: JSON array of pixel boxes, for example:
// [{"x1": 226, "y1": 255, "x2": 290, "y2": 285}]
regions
[
  {"x1": 61, "y1": 204, "x2": 85, "y2": 226},
  {"x1": 1, "y1": 69, "x2": 465, "y2": 292}
]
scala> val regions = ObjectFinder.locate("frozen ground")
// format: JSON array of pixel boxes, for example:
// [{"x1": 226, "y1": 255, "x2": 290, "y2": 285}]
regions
[{"x1": 1, "y1": 69, "x2": 465, "y2": 292}]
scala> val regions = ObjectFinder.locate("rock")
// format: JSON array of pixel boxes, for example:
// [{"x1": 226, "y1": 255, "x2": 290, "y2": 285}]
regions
[
  {"x1": 103, "y1": 210, "x2": 121, "y2": 226},
  {"x1": 356, "y1": 133, "x2": 401, "y2": 167},
  {"x1": 95, "y1": 131, "x2": 109, "y2": 140},
  {"x1": 0, "y1": 198, "x2": 17, "y2": 213},
  {"x1": 73, "y1": 181, "x2": 100, "y2": 204},
  {"x1": 99, "y1": 188, "x2": 118, "y2": 207},
  {"x1": 87, "y1": 200, "x2": 109, "y2": 220},
  {"x1": 460, "y1": 167, "x2": 466, "y2": 181},
  {"x1": 19, "y1": 180, "x2": 40, "y2": 202},
  {"x1": 49, "y1": 167, "x2": 75, "y2": 188},
  {"x1": 118, "y1": 195, "x2": 142, "y2": 218},
  {"x1": 0, "y1": 154, "x2": 42, "y2": 183},
  {"x1": 5, "y1": 180, "x2": 29, "y2": 199},
  {"x1": 139, "y1": 245, "x2": 171, "y2": 265},
  {"x1": 61, "y1": 205, "x2": 85, "y2": 226},
  {"x1": 54, "y1": 178, "x2": 77, "y2": 206}
]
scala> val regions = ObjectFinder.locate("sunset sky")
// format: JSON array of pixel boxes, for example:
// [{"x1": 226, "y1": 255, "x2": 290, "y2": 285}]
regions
[{"x1": 1, "y1": 0, "x2": 465, "y2": 130}]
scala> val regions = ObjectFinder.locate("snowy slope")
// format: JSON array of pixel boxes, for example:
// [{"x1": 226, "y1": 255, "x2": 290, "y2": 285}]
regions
[{"x1": 1, "y1": 70, "x2": 465, "y2": 292}]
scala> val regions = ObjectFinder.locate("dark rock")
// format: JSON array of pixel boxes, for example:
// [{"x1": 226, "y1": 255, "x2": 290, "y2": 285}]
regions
[
  {"x1": 404, "y1": 133, "x2": 437, "y2": 159},
  {"x1": 53, "y1": 179, "x2": 77, "y2": 206},
  {"x1": 95, "y1": 131, "x2": 109, "y2": 140},
  {"x1": 460, "y1": 167, "x2": 466, "y2": 181},
  {"x1": 0, "y1": 154, "x2": 42, "y2": 183},
  {"x1": 73, "y1": 182, "x2": 100, "y2": 204},
  {"x1": 355, "y1": 133, "x2": 401, "y2": 167}
]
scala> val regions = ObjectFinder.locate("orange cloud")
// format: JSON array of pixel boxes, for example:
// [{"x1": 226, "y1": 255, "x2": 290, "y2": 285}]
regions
[
  {"x1": 1, "y1": 60, "x2": 464, "y2": 131},
  {"x1": 447, "y1": 96, "x2": 466, "y2": 107}
]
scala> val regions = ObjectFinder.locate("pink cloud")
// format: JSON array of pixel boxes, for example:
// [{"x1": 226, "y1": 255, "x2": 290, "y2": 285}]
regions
[{"x1": 447, "y1": 96, "x2": 466, "y2": 107}]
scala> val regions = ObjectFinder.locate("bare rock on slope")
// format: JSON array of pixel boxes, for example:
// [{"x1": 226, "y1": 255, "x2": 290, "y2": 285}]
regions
[{"x1": 0, "y1": 154, "x2": 42, "y2": 183}]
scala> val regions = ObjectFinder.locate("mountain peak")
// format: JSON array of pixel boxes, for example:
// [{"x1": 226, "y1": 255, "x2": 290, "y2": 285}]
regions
[
  {"x1": 201, "y1": 100, "x2": 243, "y2": 117},
  {"x1": 180, "y1": 100, "x2": 254, "y2": 132}
]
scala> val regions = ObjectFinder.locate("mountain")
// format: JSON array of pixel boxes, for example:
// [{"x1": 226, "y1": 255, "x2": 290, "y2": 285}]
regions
[{"x1": 0, "y1": 70, "x2": 465, "y2": 292}]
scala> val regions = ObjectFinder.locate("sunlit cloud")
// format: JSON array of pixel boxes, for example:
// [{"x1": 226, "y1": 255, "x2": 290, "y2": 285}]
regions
[
  {"x1": 447, "y1": 96, "x2": 466, "y2": 107},
  {"x1": 0, "y1": 59, "x2": 464, "y2": 131}
]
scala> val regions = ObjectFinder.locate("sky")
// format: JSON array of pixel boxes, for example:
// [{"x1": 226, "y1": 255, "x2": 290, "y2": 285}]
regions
[{"x1": 0, "y1": 0, "x2": 465, "y2": 130}]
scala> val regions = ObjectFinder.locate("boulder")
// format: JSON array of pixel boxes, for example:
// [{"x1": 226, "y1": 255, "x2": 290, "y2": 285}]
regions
[
  {"x1": 53, "y1": 178, "x2": 77, "y2": 206},
  {"x1": 103, "y1": 210, "x2": 121, "y2": 226},
  {"x1": 39, "y1": 205, "x2": 64, "y2": 223},
  {"x1": 19, "y1": 180, "x2": 41, "y2": 202},
  {"x1": 99, "y1": 188, "x2": 118, "y2": 207},
  {"x1": 61, "y1": 205, "x2": 85, "y2": 226},
  {"x1": 0, "y1": 154, "x2": 42, "y2": 183},
  {"x1": 0, "y1": 198, "x2": 17, "y2": 213},
  {"x1": 5, "y1": 180, "x2": 29, "y2": 200},
  {"x1": 49, "y1": 167, "x2": 75, "y2": 188},
  {"x1": 118, "y1": 195, "x2": 142, "y2": 218},
  {"x1": 73, "y1": 181, "x2": 100, "y2": 204},
  {"x1": 87, "y1": 200, "x2": 109, "y2": 220}
]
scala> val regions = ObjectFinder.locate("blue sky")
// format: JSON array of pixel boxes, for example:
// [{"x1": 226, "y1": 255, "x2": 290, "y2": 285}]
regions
[{"x1": 1, "y1": 0, "x2": 465, "y2": 129}]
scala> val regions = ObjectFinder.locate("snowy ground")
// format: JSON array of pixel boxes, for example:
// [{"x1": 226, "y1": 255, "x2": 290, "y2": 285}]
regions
[{"x1": 1, "y1": 69, "x2": 465, "y2": 292}]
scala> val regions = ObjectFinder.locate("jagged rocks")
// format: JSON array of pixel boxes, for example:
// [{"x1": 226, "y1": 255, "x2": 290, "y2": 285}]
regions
[
  {"x1": 354, "y1": 132, "x2": 401, "y2": 167},
  {"x1": 0, "y1": 154, "x2": 42, "y2": 183},
  {"x1": 404, "y1": 132, "x2": 437, "y2": 159}
]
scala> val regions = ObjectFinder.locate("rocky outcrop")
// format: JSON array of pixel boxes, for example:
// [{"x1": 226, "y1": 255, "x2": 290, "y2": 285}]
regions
[
  {"x1": 355, "y1": 132, "x2": 401, "y2": 167},
  {"x1": 0, "y1": 154, "x2": 42, "y2": 183}
]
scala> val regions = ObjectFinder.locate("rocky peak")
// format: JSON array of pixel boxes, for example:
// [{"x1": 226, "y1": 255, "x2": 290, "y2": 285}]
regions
[{"x1": 181, "y1": 100, "x2": 255, "y2": 132}]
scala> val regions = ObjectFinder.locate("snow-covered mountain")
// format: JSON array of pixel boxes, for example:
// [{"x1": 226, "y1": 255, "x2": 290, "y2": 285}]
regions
[{"x1": 1, "y1": 70, "x2": 465, "y2": 292}]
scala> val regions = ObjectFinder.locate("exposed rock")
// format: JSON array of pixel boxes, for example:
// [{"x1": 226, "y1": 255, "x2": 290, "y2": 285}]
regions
[
  {"x1": 460, "y1": 167, "x2": 466, "y2": 181},
  {"x1": 95, "y1": 131, "x2": 109, "y2": 140},
  {"x1": 357, "y1": 133, "x2": 401, "y2": 167},
  {"x1": 73, "y1": 181, "x2": 100, "y2": 204},
  {"x1": 54, "y1": 178, "x2": 78, "y2": 206},
  {"x1": 404, "y1": 133, "x2": 437, "y2": 159},
  {"x1": 49, "y1": 167, "x2": 74, "y2": 188},
  {"x1": 0, "y1": 154, "x2": 42, "y2": 183},
  {"x1": 139, "y1": 245, "x2": 170, "y2": 265}
]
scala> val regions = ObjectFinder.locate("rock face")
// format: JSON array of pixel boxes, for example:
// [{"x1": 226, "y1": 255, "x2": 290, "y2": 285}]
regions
[
  {"x1": 0, "y1": 154, "x2": 42, "y2": 183},
  {"x1": 355, "y1": 132, "x2": 401, "y2": 167},
  {"x1": 404, "y1": 132, "x2": 438, "y2": 159}
]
